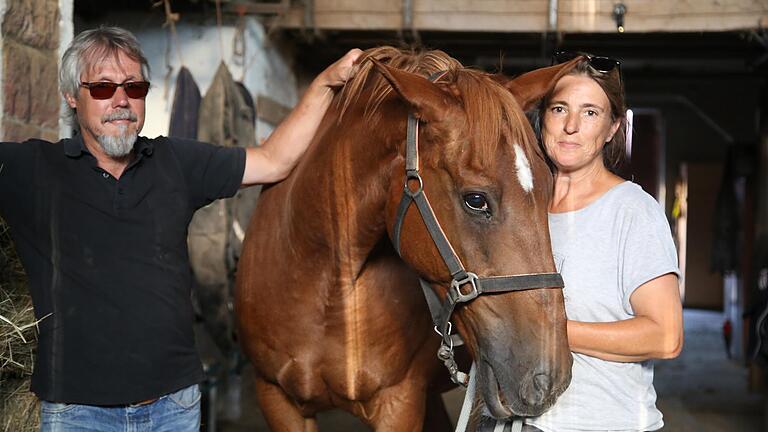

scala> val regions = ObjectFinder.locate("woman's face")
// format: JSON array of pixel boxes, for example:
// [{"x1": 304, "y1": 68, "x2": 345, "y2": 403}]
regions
[{"x1": 541, "y1": 74, "x2": 620, "y2": 175}]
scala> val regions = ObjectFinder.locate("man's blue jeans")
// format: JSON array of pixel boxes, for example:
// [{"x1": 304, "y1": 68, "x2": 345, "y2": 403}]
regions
[{"x1": 40, "y1": 384, "x2": 200, "y2": 432}]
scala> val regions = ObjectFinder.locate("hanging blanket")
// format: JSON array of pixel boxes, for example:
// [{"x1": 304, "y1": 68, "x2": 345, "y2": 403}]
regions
[{"x1": 187, "y1": 62, "x2": 259, "y2": 356}]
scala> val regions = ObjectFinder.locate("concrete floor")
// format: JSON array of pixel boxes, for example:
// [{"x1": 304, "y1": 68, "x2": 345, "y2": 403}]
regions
[
  {"x1": 653, "y1": 309, "x2": 766, "y2": 432},
  {"x1": 215, "y1": 309, "x2": 767, "y2": 431}
]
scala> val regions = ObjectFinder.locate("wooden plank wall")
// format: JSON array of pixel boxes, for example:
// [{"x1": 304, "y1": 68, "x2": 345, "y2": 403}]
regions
[
  {"x1": 559, "y1": 0, "x2": 768, "y2": 32},
  {"x1": 277, "y1": 0, "x2": 768, "y2": 33}
]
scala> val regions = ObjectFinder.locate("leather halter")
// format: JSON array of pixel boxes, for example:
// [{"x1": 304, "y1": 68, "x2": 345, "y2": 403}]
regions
[{"x1": 390, "y1": 70, "x2": 565, "y2": 385}]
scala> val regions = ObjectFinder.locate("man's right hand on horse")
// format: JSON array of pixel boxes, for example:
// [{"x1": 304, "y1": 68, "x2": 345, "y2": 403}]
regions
[{"x1": 317, "y1": 48, "x2": 363, "y2": 88}]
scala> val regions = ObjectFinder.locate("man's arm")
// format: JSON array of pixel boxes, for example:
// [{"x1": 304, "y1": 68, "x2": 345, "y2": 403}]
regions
[
  {"x1": 241, "y1": 48, "x2": 363, "y2": 186},
  {"x1": 567, "y1": 273, "x2": 684, "y2": 362}
]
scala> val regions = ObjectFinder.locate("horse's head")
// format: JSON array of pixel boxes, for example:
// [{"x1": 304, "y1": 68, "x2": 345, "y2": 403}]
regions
[{"x1": 361, "y1": 50, "x2": 578, "y2": 418}]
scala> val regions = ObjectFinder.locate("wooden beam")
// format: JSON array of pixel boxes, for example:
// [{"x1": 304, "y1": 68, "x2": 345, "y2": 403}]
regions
[
  {"x1": 225, "y1": 0, "x2": 291, "y2": 15},
  {"x1": 274, "y1": 0, "x2": 768, "y2": 33}
]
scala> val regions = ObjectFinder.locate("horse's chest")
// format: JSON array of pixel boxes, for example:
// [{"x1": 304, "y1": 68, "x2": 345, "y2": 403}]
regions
[{"x1": 279, "y1": 272, "x2": 433, "y2": 403}]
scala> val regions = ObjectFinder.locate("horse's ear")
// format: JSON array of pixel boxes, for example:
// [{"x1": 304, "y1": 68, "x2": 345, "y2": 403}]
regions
[
  {"x1": 371, "y1": 58, "x2": 453, "y2": 122},
  {"x1": 502, "y1": 57, "x2": 582, "y2": 112}
]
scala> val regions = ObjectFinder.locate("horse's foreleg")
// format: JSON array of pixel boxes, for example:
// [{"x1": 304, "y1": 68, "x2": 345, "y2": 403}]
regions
[
  {"x1": 254, "y1": 377, "x2": 318, "y2": 432},
  {"x1": 363, "y1": 380, "x2": 427, "y2": 432}
]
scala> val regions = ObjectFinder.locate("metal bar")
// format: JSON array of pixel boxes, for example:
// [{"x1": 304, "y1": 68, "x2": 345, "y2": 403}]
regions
[
  {"x1": 403, "y1": 0, "x2": 413, "y2": 30},
  {"x1": 548, "y1": 0, "x2": 558, "y2": 32},
  {"x1": 304, "y1": 0, "x2": 316, "y2": 35}
]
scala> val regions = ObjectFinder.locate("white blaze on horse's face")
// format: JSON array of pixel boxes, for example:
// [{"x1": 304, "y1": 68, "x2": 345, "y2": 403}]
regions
[{"x1": 513, "y1": 144, "x2": 534, "y2": 193}]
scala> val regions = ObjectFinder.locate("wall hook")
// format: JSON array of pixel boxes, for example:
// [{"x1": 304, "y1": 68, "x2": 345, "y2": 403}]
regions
[{"x1": 613, "y1": 3, "x2": 627, "y2": 33}]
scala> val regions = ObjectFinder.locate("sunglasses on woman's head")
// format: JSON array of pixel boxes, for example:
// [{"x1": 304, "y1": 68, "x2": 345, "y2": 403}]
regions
[
  {"x1": 79, "y1": 81, "x2": 151, "y2": 100},
  {"x1": 552, "y1": 51, "x2": 621, "y2": 73},
  {"x1": 552, "y1": 51, "x2": 623, "y2": 89}
]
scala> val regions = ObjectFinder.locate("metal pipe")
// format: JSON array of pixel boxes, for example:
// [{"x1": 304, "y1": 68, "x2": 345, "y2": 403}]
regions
[
  {"x1": 304, "y1": 0, "x2": 314, "y2": 33},
  {"x1": 401, "y1": 0, "x2": 420, "y2": 44},
  {"x1": 548, "y1": 0, "x2": 558, "y2": 32},
  {"x1": 403, "y1": 0, "x2": 413, "y2": 31}
]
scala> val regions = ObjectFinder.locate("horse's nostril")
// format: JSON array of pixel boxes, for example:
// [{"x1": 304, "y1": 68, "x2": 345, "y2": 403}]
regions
[
  {"x1": 521, "y1": 373, "x2": 552, "y2": 407},
  {"x1": 533, "y1": 373, "x2": 551, "y2": 393}
]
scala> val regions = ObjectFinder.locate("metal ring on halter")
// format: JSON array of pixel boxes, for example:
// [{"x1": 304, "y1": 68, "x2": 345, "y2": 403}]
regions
[
  {"x1": 435, "y1": 325, "x2": 455, "y2": 352},
  {"x1": 449, "y1": 272, "x2": 479, "y2": 303},
  {"x1": 433, "y1": 321, "x2": 452, "y2": 337},
  {"x1": 404, "y1": 172, "x2": 424, "y2": 197}
]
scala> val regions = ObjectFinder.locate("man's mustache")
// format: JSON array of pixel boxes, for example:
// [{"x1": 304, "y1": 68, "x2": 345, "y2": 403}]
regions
[{"x1": 102, "y1": 109, "x2": 137, "y2": 123}]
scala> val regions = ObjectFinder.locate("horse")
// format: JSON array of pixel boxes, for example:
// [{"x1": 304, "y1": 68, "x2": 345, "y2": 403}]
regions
[{"x1": 236, "y1": 47, "x2": 578, "y2": 430}]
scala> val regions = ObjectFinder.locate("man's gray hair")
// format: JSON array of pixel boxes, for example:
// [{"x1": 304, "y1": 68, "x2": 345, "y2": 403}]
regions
[{"x1": 60, "y1": 26, "x2": 151, "y2": 125}]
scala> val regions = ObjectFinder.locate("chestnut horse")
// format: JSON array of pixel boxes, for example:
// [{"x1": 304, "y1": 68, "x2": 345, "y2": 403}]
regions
[{"x1": 236, "y1": 47, "x2": 577, "y2": 430}]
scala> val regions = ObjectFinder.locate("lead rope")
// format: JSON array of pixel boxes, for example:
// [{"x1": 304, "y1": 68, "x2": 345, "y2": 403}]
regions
[
  {"x1": 454, "y1": 363, "x2": 525, "y2": 432},
  {"x1": 454, "y1": 362, "x2": 476, "y2": 432},
  {"x1": 499, "y1": 419, "x2": 524, "y2": 432},
  {"x1": 511, "y1": 419, "x2": 524, "y2": 432}
]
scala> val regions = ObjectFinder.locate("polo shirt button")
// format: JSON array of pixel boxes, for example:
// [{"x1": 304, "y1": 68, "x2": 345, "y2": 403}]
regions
[{"x1": 102, "y1": 172, "x2": 109, "y2": 179}]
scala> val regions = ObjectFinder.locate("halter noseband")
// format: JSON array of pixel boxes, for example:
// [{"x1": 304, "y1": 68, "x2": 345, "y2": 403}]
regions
[{"x1": 390, "y1": 70, "x2": 565, "y2": 386}]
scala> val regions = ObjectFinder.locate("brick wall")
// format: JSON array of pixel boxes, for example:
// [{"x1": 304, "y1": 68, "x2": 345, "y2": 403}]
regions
[{"x1": 2, "y1": 0, "x2": 60, "y2": 142}]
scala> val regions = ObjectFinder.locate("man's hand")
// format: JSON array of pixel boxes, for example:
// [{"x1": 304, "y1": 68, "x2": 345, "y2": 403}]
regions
[{"x1": 316, "y1": 49, "x2": 363, "y2": 88}]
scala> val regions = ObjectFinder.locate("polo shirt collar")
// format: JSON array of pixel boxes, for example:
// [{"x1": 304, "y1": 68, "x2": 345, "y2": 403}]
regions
[
  {"x1": 64, "y1": 133, "x2": 87, "y2": 157},
  {"x1": 134, "y1": 136, "x2": 154, "y2": 157}
]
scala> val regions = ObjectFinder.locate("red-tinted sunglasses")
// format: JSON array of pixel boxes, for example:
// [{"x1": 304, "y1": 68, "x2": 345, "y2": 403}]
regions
[{"x1": 79, "y1": 81, "x2": 151, "y2": 100}]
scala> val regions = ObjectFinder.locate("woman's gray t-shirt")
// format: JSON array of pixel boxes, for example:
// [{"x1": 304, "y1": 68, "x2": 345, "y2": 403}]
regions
[{"x1": 528, "y1": 181, "x2": 680, "y2": 432}]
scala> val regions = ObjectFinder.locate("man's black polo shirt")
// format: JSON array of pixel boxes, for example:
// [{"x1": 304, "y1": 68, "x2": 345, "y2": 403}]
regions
[{"x1": 0, "y1": 135, "x2": 245, "y2": 405}]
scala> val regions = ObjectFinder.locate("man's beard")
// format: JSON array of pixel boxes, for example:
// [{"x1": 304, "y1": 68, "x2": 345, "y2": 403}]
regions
[
  {"x1": 97, "y1": 126, "x2": 137, "y2": 158},
  {"x1": 96, "y1": 109, "x2": 138, "y2": 158}
]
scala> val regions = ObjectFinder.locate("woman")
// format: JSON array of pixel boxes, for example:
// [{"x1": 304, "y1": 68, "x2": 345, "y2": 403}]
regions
[{"x1": 525, "y1": 53, "x2": 684, "y2": 432}]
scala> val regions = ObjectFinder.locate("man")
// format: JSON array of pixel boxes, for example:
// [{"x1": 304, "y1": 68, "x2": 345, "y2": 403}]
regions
[{"x1": 0, "y1": 26, "x2": 360, "y2": 431}]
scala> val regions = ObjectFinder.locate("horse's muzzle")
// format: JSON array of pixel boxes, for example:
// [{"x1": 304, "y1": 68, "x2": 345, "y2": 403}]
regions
[{"x1": 479, "y1": 359, "x2": 571, "y2": 418}]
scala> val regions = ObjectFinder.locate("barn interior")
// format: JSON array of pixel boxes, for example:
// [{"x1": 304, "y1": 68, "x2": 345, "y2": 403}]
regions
[
  {"x1": 1, "y1": 0, "x2": 767, "y2": 431},
  {"x1": 67, "y1": 0, "x2": 768, "y2": 430}
]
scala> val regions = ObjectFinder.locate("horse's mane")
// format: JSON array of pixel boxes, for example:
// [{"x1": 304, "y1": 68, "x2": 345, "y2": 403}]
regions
[{"x1": 336, "y1": 46, "x2": 543, "y2": 170}]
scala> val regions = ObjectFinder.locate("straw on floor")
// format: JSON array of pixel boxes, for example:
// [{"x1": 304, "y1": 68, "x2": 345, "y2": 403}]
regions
[{"x1": 0, "y1": 218, "x2": 39, "y2": 432}]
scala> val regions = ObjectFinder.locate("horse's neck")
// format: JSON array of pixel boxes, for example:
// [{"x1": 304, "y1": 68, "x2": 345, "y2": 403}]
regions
[{"x1": 284, "y1": 103, "x2": 399, "y2": 268}]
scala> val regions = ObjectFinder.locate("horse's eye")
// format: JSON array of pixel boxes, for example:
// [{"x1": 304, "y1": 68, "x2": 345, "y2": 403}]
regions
[{"x1": 463, "y1": 193, "x2": 489, "y2": 213}]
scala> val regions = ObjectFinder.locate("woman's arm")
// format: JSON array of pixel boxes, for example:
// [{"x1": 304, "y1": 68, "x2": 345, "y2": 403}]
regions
[{"x1": 567, "y1": 273, "x2": 683, "y2": 362}]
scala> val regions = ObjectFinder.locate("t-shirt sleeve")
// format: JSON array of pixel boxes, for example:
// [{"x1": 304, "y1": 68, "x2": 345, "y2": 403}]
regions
[
  {"x1": 167, "y1": 138, "x2": 246, "y2": 209},
  {"x1": 618, "y1": 195, "x2": 681, "y2": 315}
]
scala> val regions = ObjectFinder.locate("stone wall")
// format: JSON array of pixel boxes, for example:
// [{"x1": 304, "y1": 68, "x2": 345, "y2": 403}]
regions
[
  {"x1": 0, "y1": 1, "x2": 62, "y2": 430},
  {"x1": 1, "y1": 0, "x2": 60, "y2": 142}
]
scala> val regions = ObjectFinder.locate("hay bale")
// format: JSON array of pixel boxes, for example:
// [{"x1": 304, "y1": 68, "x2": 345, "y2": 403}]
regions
[
  {"x1": 0, "y1": 378, "x2": 38, "y2": 432},
  {"x1": 0, "y1": 285, "x2": 36, "y2": 377},
  {"x1": 0, "y1": 218, "x2": 39, "y2": 431}
]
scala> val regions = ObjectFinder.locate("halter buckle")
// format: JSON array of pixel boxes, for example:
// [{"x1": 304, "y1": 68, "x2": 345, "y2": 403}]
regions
[{"x1": 449, "y1": 272, "x2": 479, "y2": 304}]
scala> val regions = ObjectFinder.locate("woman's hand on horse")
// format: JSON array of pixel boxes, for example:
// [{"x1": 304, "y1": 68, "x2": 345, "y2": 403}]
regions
[{"x1": 318, "y1": 48, "x2": 363, "y2": 88}]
